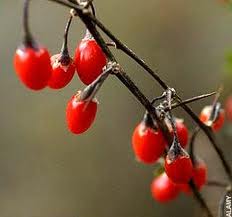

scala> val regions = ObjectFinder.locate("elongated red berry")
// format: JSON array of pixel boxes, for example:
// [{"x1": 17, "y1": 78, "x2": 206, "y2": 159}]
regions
[
  {"x1": 179, "y1": 159, "x2": 207, "y2": 194},
  {"x1": 165, "y1": 155, "x2": 193, "y2": 184},
  {"x1": 14, "y1": 0, "x2": 51, "y2": 90},
  {"x1": 48, "y1": 54, "x2": 75, "y2": 89},
  {"x1": 132, "y1": 113, "x2": 166, "y2": 164},
  {"x1": 14, "y1": 46, "x2": 52, "y2": 90},
  {"x1": 165, "y1": 140, "x2": 193, "y2": 184},
  {"x1": 169, "y1": 118, "x2": 188, "y2": 148},
  {"x1": 151, "y1": 172, "x2": 180, "y2": 203},
  {"x1": 66, "y1": 91, "x2": 98, "y2": 134},
  {"x1": 74, "y1": 33, "x2": 107, "y2": 85},
  {"x1": 199, "y1": 105, "x2": 225, "y2": 131}
]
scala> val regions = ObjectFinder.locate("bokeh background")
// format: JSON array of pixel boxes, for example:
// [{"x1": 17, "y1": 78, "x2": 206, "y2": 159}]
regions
[{"x1": 0, "y1": 0, "x2": 232, "y2": 217}]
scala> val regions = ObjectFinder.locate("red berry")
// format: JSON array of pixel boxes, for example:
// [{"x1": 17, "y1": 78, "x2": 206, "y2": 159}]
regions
[
  {"x1": 151, "y1": 173, "x2": 180, "y2": 203},
  {"x1": 14, "y1": 46, "x2": 52, "y2": 90},
  {"x1": 199, "y1": 105, "x2": 225, "y2": 132},
  {"x1": 66, "y1": 91, "x2": 98, "y2": 134},
  {"x1": 74, "y1": 38, "x2": 107, "y2": 85},
  {"x1": 169, "y1": 118, "x2": 188, "y2": 148},
  {"x1": 225, "y1": 96, "x2": 232, "y2": 121},
  {"x1": 48, "y1": 54, "x2": 75, "y2": 89},
  {"x1": 132, "y1": 122, "x2": 166, "y2": 164},
  {"x1": 179, "y1": 159, "x2": 207, "y2": 194},
  {"x1": 165, "y1": 153, "x2": 193, "y2": 184}
]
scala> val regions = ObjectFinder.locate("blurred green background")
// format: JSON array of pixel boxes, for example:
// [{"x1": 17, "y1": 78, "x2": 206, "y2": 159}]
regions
[{"x1": 0, "y1": 0, "x2": 232, "y2": 216}]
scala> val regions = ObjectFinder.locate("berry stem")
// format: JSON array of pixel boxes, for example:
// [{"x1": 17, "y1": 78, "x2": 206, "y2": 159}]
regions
[
  {"x1": 80, "y1": 64, "x2": 113, "y2": 102},
  {"x1": 189, "y1": 127, "x2": 200, "y2": 166},
  {"x1": 143, "y1": 111, "x2": 155, "y2": 129},
  {"x1": 151, "y1": 92, "x2": 166, "y2": 105},
  {"x1": 209, "y1": 87, "x2": 223, "y2": 122},
  {"x1": 60, "y1": 15, "x2": 73, "y2": 65},
  {"x1": 23, "y1": 0, "x2": 36, "y2": 48},
  {"x1": 165, "y1": 89, "x2": 180, "y2": 146}
]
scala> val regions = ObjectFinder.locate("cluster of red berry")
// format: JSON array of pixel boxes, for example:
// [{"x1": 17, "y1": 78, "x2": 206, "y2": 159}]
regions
[
  {"x1": 13, "y1": 1, "x2": 231, "y2": 210},
  {"x1": 131, "y1": 104, "x2": 225, "y2": 203},
  {"x1": 14, "y1": 7, "x2": 107, "y2": 135}
]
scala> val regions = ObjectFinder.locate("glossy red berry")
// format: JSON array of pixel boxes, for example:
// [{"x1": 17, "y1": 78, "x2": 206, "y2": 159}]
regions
[
  {"x1": 48, "y1": 54, "x2": 75, "y2": 89},
  {"x1": 225, "y1": 96, "x2": 232, "y2": 121},
  {"x1": 132, "y1": 116, "x2": 166, "y2": 164},
  {"x1": 199, "y1": 105, "x2": 225, "y2": 132},
  {"x1": 151, "y1": 172, "x2": 180, "y2": 203},
  {"x1": 14, "y1": 46, "x2": 52, "y2": 90},
  {"x1": 66, "y1": 91, "x2": 98, "y2": 134},
  {"x1": 165, "y1": 150, "x2": 193, "y2": 184},
  {"x1": 74, "y1": 37, "x2": 107, "y2": 85},
  {"x1": 169, "y1": 118, "x2": 188, "y2": 148},
  {"x1": 180, "y1": 159, "x2": 207, "y2": 194}
]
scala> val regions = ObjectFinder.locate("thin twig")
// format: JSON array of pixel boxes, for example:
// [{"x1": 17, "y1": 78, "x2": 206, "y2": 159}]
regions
[
  {"x1": 207, "y1": 181, "x2": 228, "y2": 188},
  {"x1": 189, "y1": 127, "x2": 200, "y2": 165},
  {"x1": 170, "y1": 91, "x2": 217, "y2": 111}
]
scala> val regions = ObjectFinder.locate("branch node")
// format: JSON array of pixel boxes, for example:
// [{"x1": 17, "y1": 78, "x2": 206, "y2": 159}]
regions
[
  {"x1": 105, "y1": 61, "x2": 121, "y2": 74},
  {"x1": 70, "y1": 8, "x2": 77, "y2": 16}
]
